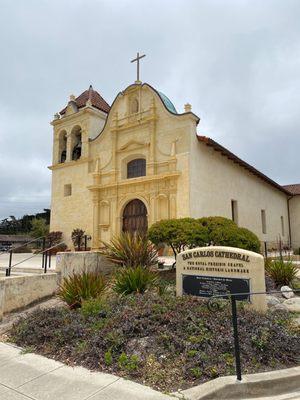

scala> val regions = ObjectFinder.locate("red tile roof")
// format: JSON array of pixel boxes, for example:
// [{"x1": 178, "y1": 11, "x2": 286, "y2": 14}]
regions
[
  {"x1": 282, "y1": 184, "x2": 300, "y2": 195},
  {"x1": 60, "y1": 85, "x2": 110, "y2": 115},
  {"x1": 197, "y1": 135, "x2": 291, "y2": 195}
]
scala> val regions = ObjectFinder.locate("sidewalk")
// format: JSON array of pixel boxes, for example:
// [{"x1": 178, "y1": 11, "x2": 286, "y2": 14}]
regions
[{"x1": 0, "y1": 342, "x2": 173, "y2": 400}]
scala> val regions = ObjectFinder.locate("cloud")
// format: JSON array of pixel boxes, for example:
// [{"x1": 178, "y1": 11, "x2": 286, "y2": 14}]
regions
[{"x1": 0, "y1": 0, "x2": 300, "y2": 218}]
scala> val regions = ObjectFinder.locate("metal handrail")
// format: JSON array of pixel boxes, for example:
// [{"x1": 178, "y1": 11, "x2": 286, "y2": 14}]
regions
[
  {"x1": 0, "y1": 235, "x2": 46, "y2": 255},
  {"x1": 208, "y1": 288, "x2": 300, "y2": 299},
  {"x1": 5, "y1": 240, "x2": 66, "y2": 276}
]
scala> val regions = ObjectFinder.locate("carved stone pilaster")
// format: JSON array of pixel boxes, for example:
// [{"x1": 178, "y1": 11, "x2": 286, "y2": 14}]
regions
[
  {"x1": 53, "y1": 135, "x2": 59, "y2": 165},
  {"x1": 148, "y1": 119, "x2": 156, "y2": 175},
  {"x1": 170, "y1": 192, "x2": 177, "y2": 219},
  {"x1": 91, "y1": 191, "x2": 100, "y2": 249},
  {"x1": 149, "y1": 194, "x2": 156, "y2": 225}
]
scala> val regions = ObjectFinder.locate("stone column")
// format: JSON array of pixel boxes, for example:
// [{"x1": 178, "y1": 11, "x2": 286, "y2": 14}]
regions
[
  {"x1": 170, "y1": 192, "x2": 177, "y2": 218},
  {"x1": 149, "y1": 193, "x2": 156, "y2": 225},
  {"x1": 53, "y1": 132, "x2": 59, "y2": 165},
  {"x1": 110, "y1": 197, "x2": 118, "y2": 236},
  {"x1": 148, "y1": 100, "x2": 156, "y2": 175},
  {"x1": 82, "y1": 130, "x2": 89, "y2": 159},
  {"x1": 66, "y1": 130, "x2": 73, "y2": 162},
  {"x1": 92, "y1": 191, "x2": 100, "y2": 249}
]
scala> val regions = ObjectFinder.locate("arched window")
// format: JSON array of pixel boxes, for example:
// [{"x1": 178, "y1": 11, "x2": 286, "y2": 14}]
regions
[
  {"x1": 130, "y1": 98, "x2": 139, "y2": 114},
  {"x1": 127, "y1": 158, "x2": 146, "y2": 179},
  {"x1": 58, "y1": 131, "x2": 67, "y2": 163},
  {"x1": 71, "y1": 126, "x2": 82, "y2": 161}
]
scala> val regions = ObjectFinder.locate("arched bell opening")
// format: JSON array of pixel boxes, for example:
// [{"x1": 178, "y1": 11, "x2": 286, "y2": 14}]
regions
[
  {"x1": 71, "y1": 126, "x2": 82, "y2": 161},
  {"x1": 58, "y1": 130, "x2": 67, "y2": 163}
]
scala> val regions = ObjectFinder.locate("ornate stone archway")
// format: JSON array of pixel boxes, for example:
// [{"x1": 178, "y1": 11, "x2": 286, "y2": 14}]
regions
[{"x1": 122, "y1": 199, "x2": 148, "y2": 234}]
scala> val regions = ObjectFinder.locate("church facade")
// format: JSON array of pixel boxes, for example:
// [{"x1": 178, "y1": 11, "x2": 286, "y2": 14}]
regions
[{"x1": 49, "y1": 82, "x2": 300, "y2": 251}]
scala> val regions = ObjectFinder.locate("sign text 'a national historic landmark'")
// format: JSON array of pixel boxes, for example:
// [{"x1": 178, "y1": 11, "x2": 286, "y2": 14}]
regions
[{"x1": 176, "y1": 246, "x2": 267, "y2": 312}]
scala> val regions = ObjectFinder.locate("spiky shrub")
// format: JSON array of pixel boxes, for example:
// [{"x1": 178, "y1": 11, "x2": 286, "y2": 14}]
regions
[
  {"x1": 265, "y1": 259, "x2": 298, "y2": 286},
  {"x1": 58, "y1": 272, "x2": 106, "y2": 309},
  {"x1": 113, "y1": 265, "x2": 159, "y2": 295},
  {"x1": 100, "y1": 232, "x2": 158, "y2": 268}
]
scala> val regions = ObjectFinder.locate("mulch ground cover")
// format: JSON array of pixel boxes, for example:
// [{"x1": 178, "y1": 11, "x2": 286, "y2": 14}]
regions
[{"x1": 9, "y1": 289, "x2": 300, "y2": 392}]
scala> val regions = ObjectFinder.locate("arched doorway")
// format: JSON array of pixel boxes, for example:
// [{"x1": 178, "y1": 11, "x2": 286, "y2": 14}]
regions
[{"x1": 122, "y1": 199, "x2": 148, "y2": 235}]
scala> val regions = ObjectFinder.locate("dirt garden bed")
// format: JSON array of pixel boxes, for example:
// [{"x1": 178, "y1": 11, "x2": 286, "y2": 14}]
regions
[{"x1": 8, "y1": 288, "x2": 299, "y2": 392}]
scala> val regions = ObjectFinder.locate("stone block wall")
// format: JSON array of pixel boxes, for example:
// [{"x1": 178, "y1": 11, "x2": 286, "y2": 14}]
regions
[
  {"x1": 56, "y1": 251, "x2": 115, "y2": 279},
  {"x1": 0, "y1": 273, "x2": 58, "y2": 320}
]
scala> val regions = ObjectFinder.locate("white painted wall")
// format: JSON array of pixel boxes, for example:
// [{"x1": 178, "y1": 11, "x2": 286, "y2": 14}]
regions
[
  {"x1": 289, "y1": 196, "x2": 300, "y2": 250},
  {"x1": 189, "y1": 136, "x2": 290, "y2": 246}
]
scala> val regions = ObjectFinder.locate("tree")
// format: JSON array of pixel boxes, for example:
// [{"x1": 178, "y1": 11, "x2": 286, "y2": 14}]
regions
[
  {"x1": 148, "y1": 216, "x2": 261, "y2": 257},
  {"x1": 148, "y1": 218, "x2": 206, "y2": 257},
  {"x1": 30, "y1": 218, "x2": 49, "y2": 238}
]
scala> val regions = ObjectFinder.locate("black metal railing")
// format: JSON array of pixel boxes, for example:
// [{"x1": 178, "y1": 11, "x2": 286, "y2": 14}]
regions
[
  {"x1": 261, "y1": 239, "x2": 293, "y2": 259},
  {"x1": 207, "y1": 289, "x2": 300, "y2": 381},
  {"x1": 2, "y1": 234, "x2": 92, "y2": 276},
  {"x1": 4, "y1": 240, "x2": 66, "y2": 277},
  {"x1": 75, "y1": 234, "x2": 91, "y2": 252}
]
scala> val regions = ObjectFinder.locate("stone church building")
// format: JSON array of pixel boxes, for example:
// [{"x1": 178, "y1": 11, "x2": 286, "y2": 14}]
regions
[{"x1": 49, "y1": 81, "x2": 300, "y2": 251}]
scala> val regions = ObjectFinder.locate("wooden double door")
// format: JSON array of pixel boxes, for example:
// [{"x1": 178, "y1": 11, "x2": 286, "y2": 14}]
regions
[{"x1": 122, "y1": 199, "x2": 148, "y2": 235}]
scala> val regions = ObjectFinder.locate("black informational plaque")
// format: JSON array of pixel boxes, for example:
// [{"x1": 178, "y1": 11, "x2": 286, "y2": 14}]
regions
[{"x1": 182, "y1": 275, "x2": 250, "y2": 301}]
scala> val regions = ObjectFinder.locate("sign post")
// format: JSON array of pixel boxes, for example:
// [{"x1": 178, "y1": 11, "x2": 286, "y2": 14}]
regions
[{"x1": 176, "y1": 246, "x2": 267, "y2": 381}]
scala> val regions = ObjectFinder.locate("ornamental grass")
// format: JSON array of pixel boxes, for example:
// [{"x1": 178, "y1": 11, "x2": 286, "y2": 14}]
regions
[
  {"x1": 100, "y1": 232, "x2": 158, "y2": 268},
  {"x1": 57, "y1": 271, "x2": 106, "y2": 309}
]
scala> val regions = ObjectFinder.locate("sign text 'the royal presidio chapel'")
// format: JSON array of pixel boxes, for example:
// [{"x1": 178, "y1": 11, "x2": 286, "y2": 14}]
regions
[{"x1": 176, "y1": 246, "x2": 267, "y2": 312}]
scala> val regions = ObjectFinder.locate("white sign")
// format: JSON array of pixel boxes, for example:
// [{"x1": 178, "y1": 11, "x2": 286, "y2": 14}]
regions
[{"x1": 176, "y1": 246, "x2": 267, "y2": 312}]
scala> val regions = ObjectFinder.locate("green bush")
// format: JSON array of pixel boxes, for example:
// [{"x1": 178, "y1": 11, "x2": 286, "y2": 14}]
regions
[
  {"x1": 148, "y1": 217, "x2": 261, "y2": 256},
  {"x1": 200, "y1": 217, "x2": 260, "y2": 253},
  {"x1": 148, "y1": 218, "x2": 202, "y2": 257},
  {"x1": 113, "y1": 265, "x2": 159, "y2": 295},
  {"x1": 118, "y1": 352, "x2": 139, "y2": 371},
  {"x1": 265, "y1": 259, "x2": 298, "y2": 286},
  {"x1": 58, "y1": 272, "x2": 106, "y2": 309},
  {"x1": 100, "y1": 232, "x2": 158, "y2": 268},
  {"x1": 80, "y1": 297, "x2": 109, "y2": 318}
]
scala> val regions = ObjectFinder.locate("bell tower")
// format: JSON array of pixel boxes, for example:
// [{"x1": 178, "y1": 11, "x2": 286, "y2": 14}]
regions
[{"x1": 50, "y1": 85, "x2": 110, "y2": 166}]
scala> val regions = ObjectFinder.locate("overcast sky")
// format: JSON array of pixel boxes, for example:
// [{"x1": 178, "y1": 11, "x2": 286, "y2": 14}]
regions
[{"x1": 0, "y1": 0, "x2": 300, "y2": 220}]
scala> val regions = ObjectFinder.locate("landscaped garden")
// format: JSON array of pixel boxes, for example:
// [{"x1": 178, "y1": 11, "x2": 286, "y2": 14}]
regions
[{"x1": 8, "y1": 217, "x2": 300, "y2": 392}]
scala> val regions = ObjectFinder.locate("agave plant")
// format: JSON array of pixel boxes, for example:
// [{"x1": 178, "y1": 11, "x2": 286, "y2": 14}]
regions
[
  {"x1": 100, "y1": 232, "x2": 158, "y2": 268},
  {"x1": 265, "y1": 259, "x2": 298, "y2": 286},
  {"x1": 58, "y1": 271, "x2": 106, "y2": 308},
  {"x1": 113, "y1": 265, "x2": 159, "y2": 295}
]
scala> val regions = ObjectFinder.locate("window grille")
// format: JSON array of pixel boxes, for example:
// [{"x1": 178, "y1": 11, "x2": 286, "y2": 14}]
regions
[{"x1": 127, "y1": 159, "x2": 146, "y2": 179}]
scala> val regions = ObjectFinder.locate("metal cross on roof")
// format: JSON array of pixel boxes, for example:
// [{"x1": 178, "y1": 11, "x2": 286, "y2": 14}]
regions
[{"x1": 131, "y1": 52, "x2": 146, "y2": 83}]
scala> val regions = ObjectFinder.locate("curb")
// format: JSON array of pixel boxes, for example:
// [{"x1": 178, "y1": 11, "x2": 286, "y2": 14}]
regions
[{"x1": 177, "y1": 366, "x2": 300, "y2": 400}]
